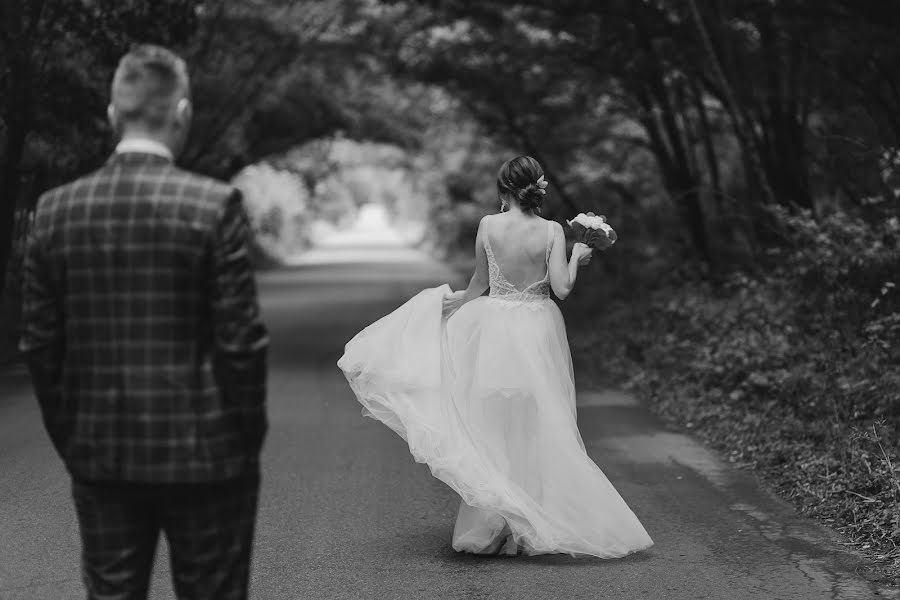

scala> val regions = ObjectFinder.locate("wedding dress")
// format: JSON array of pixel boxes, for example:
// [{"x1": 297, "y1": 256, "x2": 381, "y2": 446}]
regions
[{"x1": 337, "y1": 218, "x2": 653, "y2": 557}]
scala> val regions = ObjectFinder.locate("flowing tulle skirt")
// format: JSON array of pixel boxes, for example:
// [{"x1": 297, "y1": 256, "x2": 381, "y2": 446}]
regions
[{"x1": 337, "y1": 285, "x2": 653, "y2": 557}]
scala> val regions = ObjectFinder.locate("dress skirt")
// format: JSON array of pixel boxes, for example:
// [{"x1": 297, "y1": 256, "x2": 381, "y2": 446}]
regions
[{"x1": 338, "y1": 284, "x2": 653, "y2": 557}]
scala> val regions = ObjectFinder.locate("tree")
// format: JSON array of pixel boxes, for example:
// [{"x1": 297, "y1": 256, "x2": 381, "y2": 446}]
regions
[
  {"x1": 0, "y1": 0, "x2": 434, "y2": 295},
  {"x1": 378, "y1": 0, "x2": 900, "y2": 264},
  {"x1": 0, "y1": 0, "x2": 200, "y2": 295}
]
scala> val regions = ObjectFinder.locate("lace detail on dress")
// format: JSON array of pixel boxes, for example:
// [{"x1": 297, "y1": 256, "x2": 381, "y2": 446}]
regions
[{"x1": 483, "y1": 220, "x2": 552, "y2": 307}]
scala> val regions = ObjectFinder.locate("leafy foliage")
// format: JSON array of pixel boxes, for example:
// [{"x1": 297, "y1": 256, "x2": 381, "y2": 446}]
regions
[
  {"x1": 0, "y1": 0, "x2": 434, "y2": 293},
  {"x1": 232, "y1": 163, "x2": 313, "y2": 265},
  {"x1": 381, "y1": 0, "x2": 900, "y2": 265},
  {"x1": 0, "y1": 1, "x2": 204, "y2": 292},
  {"x1": 567, "y1": 203, "x2": 900, "y2": 583},
  {"x1": 0, "y1": 209, "x2": 32, "y2": 364}
]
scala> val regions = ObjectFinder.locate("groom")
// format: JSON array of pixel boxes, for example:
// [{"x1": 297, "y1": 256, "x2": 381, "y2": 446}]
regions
[{"x1": 19, "y1": 45, "x2": 268, "y2": 599}]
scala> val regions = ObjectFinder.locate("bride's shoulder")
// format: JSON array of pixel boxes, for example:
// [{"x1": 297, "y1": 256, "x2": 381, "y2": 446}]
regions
[
  {"x1": 545, "y1": 219, "x2": 564, "y2": 248},
  {"x1": 539, "y1": 217, "x2": 562, "y2": 233},
  {"x1": 479, "y1": 213, "x2": 498, "y2": 230}
]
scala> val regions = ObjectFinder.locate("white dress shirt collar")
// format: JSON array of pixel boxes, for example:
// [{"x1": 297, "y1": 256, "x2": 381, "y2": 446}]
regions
[{"x1": 114, "y1": 137, "x2": 174, "y2": 160}]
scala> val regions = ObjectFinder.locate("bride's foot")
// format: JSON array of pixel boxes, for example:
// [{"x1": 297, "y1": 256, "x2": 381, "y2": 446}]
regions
[
  {"x1": 477, "y1": 524, "x2": 518, "y2": 556},
  {"x1": 499, "y1": 534, "x2": 518, "y2": 556},
  {"x1": 478, "y1": 532, "x2": 507, "y2": 555}
]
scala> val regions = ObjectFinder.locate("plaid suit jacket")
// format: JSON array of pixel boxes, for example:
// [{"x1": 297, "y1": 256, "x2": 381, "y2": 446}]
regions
[{"x1": 19, "y1": 152, "x2": 269, "y2": 484}]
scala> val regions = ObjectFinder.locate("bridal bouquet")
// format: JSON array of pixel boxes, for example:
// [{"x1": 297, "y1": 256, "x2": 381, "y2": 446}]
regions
[{"x1": 566, "y1": 212, "x2": 617, "y2": 250}]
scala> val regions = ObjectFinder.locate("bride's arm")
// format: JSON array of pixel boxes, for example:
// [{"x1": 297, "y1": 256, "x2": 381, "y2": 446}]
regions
[
  {"x1": 443, "y1": 217, "x2": 489, "y2": 316},
  {"x1": 460, "y1": 217, "x2": 490, "y2": 301},
  {"x1": 548, "y1": 221, "x2": 591, "y2": 300}
]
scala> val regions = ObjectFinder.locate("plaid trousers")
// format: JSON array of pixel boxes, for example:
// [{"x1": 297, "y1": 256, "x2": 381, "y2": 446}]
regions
[{"x1": 72, "y1": 476, "x2": 260, "y2": 600}]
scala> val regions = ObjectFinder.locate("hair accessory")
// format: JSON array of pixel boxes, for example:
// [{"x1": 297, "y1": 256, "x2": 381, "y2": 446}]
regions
[{"x1": 536, "y1": 175, "x2": 548, "y2": 195}]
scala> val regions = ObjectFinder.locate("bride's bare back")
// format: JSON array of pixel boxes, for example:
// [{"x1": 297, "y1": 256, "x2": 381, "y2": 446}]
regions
[
  {"x1": 445, "y1": 156, "x2": 593, "y2": 315},
  {"x1": 483, "y1": 214, "x2": 552, "y2": 291}
]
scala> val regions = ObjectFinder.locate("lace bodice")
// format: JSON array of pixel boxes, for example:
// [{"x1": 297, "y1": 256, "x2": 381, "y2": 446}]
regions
[{"x1": 483, "y1": 220, "x2": 553, "y2": 305}]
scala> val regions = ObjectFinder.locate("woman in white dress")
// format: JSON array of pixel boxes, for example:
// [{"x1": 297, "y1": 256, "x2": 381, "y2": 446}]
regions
[{"x1": 338, "y1": 156, "x2": 653, "y2": 557}]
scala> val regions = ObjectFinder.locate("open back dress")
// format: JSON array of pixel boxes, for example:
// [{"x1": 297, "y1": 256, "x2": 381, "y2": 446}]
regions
[{"x1": 338, "y1": 217, "x2": 653, "y2": 557}]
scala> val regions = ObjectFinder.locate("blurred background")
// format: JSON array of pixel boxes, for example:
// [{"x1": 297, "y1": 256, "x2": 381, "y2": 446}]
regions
[{"x1": 0, "y1": 0, "x2": 898, "y2": 583}]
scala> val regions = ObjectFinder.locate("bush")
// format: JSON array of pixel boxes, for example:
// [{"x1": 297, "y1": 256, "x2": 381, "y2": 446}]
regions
[
  {"x1": 0, "y1": 209, "x2": 34, "y2": 363},
  {"x1": 568, "y1": 205, "x2": 900, "y2": 583},
  {"x1": 232, "y1": 163, "x2": 313, "y2": 264}
]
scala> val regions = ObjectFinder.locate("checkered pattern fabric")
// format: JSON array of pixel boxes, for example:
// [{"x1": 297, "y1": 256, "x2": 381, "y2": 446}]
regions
[
  {"x1": 20, "y1": 152, "x2": 269, "y2": 483},
  {"x1": 72, "y1": 477, "x2": 259, "y2": 600}
]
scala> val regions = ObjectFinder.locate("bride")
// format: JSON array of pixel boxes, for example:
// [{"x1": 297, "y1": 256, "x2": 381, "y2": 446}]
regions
[{"x1": 338, "y1": 156, "x2": 653, "y2": 557}]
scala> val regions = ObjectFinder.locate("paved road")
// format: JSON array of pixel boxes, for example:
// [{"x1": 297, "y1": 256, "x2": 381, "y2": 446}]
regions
[{"x1": 0, "y1": 242, "x2": 896, "y2": 599}]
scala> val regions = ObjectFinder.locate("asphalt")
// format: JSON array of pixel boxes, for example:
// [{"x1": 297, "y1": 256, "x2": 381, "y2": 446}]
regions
[{"x1": 0, "y1": 241, "x2": 896, "y2": 600}]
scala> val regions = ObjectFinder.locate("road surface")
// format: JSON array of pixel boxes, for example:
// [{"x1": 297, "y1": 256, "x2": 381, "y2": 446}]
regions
[{"x1": 0, "y1": 240, "x2": 895, "y2": 599}]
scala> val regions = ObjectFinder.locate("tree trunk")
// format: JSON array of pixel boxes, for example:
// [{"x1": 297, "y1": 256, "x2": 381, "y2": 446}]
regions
[
  {"x1": 637, "y1": 99, "x2": 714, "y2": 265},
  {"x1": 688, "y1": 77, "x2": 722, "y2": 205},
  {"x1": 680, "y1": 186, "x2": 713, "y2": 266},
  {"x1": 687, "y1": 0, "x2": 778, "y2": 207},
  {"x1": 757, "y1": 9, "x2": 813, "y2": 209}
]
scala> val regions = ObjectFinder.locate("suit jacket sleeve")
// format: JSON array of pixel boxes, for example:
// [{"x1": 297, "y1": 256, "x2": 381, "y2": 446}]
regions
[
  {"x1": 210, "y1": 189, "x2": 270, "y2": 454},
  {"x1": 19, "y1": 202, "x2": 69, "y2": 456}
]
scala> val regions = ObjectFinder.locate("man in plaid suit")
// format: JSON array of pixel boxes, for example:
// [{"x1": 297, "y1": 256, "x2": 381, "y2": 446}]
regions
[{"x1": 19, "y1": 45, "x2": 268, "y2": 599}]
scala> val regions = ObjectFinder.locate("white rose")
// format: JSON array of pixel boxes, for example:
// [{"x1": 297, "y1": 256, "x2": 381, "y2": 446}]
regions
[{"x1": 573, "y1": 213, "x2": 591, "y2": 227}]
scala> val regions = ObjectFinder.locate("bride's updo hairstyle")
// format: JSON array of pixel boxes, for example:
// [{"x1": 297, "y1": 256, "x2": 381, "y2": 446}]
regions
[{"x1": 497, "y1": 156, "x2": 545, "y2": 212}]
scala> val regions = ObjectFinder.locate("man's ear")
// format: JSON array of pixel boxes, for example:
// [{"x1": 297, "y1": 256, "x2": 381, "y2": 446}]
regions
[
  {"x1": 107, "y1": 104, "x2": 121, "y2": 135},
  {"x1": 175, "y1": 98, "x2": 192, "y2": 127}
]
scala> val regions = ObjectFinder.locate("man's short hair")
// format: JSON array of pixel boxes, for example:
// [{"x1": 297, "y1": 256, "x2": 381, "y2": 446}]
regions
[{"x1": 111, "y1": 44, "x2": 190, "y2": 130}]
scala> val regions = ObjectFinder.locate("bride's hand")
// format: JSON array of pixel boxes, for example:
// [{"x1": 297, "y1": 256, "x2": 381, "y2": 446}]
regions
[
  {"x1": 572, "y1": 243, "x2": 593, "y2": 266},
  {"x1": 442, "y1": 290, "x2": 466, "y2": 318}
]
